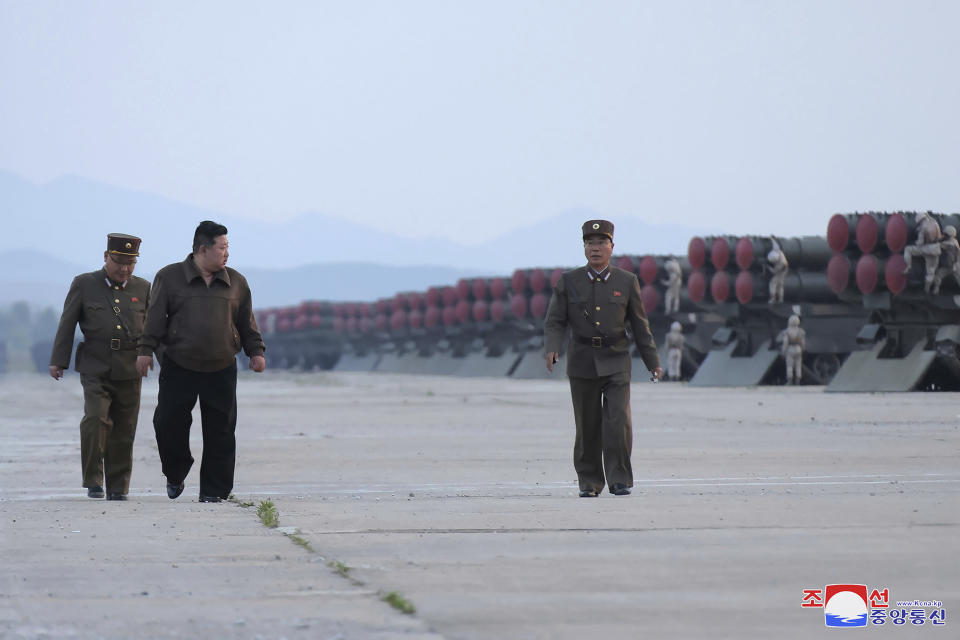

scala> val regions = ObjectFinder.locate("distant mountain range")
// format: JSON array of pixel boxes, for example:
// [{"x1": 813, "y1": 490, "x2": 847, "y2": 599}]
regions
[{"x1": 0, "y1": 170, "x2": 717, "y2": 308}]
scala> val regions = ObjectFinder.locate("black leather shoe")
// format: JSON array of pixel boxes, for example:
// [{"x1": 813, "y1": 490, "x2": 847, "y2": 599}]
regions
[
  {"x1": 106, "y1": 493, "x2": 127, "y2": 501},
  {"x1": 87, "y1": 486, "x2": 104, "y2": 499},
  {"x1": 579, "y1": 489, "x2": 599, "y2": 498},
  {"x1": 167, "y1": 481, "x2": 185, "y2": 499},
  {"x1": 610, "y1": 483, "x2": 631, "y2": 496},
  {"x1": 198, "y1": 494, "x2": 222, "y2": 503}
]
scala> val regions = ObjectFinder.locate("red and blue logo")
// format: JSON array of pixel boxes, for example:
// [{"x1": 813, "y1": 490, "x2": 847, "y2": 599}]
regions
[
  {"x1": 823, "y1": 584, "x2": 869, "y2": 627},
  {"x1": 802, "y1": 584, "x2": 946, "y2": 628}
]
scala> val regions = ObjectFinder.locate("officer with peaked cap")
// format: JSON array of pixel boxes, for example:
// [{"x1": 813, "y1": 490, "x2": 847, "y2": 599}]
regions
[
  {"x1": 49, "y1": 234, "x2": 151, "y2": 500},
  {"x1": 544, "y1": 220, "x2": 662, "y2": 497}
]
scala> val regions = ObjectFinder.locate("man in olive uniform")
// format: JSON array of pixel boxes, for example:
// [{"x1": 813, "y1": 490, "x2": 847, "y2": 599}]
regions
[
  {"x1": 49, "y1": 234, "x2": 150, "y2": 500},
  {"x1": 544, "y1": 220, "x2": 662, "y2": 497},
  {"x1": 136, "y1": 221, "x2": 265, "y2": 503}
]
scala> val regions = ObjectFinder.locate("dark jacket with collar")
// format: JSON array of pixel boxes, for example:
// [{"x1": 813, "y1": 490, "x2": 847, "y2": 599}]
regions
[
  {"x1": 544, "y1": 265, "x2": 660, "y2": 378},
  {"x1": 49, "y1": 268, "x2": 151, "y2": 380},
  {"x1": 138, "y1": 255, "x2": 265, "y2": 372}
]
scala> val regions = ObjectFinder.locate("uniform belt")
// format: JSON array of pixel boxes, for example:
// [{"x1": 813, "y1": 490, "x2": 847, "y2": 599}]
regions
[
  {"x1": 109, "y1": 339, "x2": 136, "y2": 351},
  {"x1": 575, "y1": 333, "x2": 627, "y2": 348}
]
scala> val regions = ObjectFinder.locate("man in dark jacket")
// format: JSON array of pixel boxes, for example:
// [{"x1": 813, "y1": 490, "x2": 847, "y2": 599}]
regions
[
  {"x1": 544, "y1": 220, "x2": 662, "y2": 497},
  {"x1": 49, "y1": 234, "x2": 150, "y2": 500},
  {"x1": 136, "y1": 221, "x2": 266, "y2": 503}
]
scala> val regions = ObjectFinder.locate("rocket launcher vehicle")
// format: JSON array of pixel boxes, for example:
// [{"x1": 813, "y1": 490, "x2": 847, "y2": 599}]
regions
[{"x1": 235, "y1": 210, "x2": 960, "y2": 391}]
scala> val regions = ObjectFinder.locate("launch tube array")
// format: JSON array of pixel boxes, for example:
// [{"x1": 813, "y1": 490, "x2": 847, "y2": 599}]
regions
[
  {"x1": 825, "y1": 211, "x2": 960, "y2": 296},
  {"x1": 256, "y1": 209, "x2": 960, "y2": 337},
  {"x1": 684, "y1": 234, "x2": 833, "y2": 305}
]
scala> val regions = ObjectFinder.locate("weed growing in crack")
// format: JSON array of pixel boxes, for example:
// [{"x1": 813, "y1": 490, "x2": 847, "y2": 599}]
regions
[
  {"x1": 257, "y1": 500, "x2": 279, "y2": 528},
  {"x1": 287, "y1": 534, "x2": 314, "y2": 552},
  {"x1": 382, "y1": 591, "x2": 416, "y2": 615}
]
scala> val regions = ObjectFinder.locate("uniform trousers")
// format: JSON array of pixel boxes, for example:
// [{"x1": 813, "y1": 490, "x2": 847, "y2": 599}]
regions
[
  {"x1": 785, "y1": 345, "x2": 803, "y2": 383},
  {"x1": 569, "y1": 371, "x2": 633, "y2": 493},
  {"x1": 79, "y1": 374, "x2": 142, "y2": 493},
  {"x1": 154, "y1": 356, "x2": 238, "y2": 499}
]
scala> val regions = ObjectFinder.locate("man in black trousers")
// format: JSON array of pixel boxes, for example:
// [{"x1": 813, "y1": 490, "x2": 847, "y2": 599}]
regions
[{"x1": 136, "y1": 221, "x2": 266, "y2": 502}]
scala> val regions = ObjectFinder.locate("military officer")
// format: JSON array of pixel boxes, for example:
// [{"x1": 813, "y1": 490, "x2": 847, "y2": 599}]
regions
[
  {"x1": 49, "y1": 234, "x2": 150, "y2": 500},
  {"x1": 544, "y1": 220, "x2": 662, "y2": 497}
]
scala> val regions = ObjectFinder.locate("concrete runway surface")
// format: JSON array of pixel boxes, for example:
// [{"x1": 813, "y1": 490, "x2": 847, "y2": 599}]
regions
[{"x1": 1, "y1": 371, "x2": 957, "y2": 639}]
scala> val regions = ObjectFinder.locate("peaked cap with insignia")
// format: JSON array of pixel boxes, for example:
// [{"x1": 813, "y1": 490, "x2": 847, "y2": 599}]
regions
[
  {"x1": 106, "y1": 233, "x2": 141, "y2": 259},
  {"x1": 582, "y1": 219, "x2": 614, "y2": 241}
]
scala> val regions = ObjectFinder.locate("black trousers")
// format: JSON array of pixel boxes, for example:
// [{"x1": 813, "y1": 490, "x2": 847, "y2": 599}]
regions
[
  {"x1": 153, "y1": 356, "x2": 238, "y2": 498},
  {"x1": 568, "y1": 371, "x2": 633, "y2": 493}
]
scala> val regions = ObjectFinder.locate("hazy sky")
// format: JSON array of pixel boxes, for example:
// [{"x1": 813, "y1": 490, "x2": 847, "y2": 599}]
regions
[{"x1": 2, "y1": 1, "x2": 958, "y2": 244}]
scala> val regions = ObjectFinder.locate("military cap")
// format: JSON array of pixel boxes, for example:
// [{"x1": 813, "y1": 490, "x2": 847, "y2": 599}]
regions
[
  {"x1": 582, "y1": 219, "x2": 614, "y2": 240},
  {"x1": 107, "y1": 233, "x2": 141, "y2": 259}
]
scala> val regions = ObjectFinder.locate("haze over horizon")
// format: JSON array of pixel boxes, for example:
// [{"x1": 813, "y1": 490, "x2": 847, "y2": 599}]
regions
[{"x1": 2, "y1": 1, "x2": 958, "y2": 252}]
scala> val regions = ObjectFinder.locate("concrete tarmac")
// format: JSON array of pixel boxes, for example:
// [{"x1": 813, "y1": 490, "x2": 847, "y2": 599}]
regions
[{"x1": 1, "y1": 371, "x2": 958, "y2": 639}]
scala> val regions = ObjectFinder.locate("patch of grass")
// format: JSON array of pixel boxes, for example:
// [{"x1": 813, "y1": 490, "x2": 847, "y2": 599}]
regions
[
  {"x1": 257, "y1": 500, "x2": 279, "y2": 528},
  {"x1": 287, "y1": 533, "x2": 314, "y2": 552},
  {"x1": 228, "y1": 494, "x2": 255, "y2": 508},
  {"x1": 327, "y1": 558, "x2": 366, "y2": 586},
  {"x1": 328, "y1": 560, "x2": 352, "y2": 578},
  {"x1": 425, "y1": 389, "x2": 434, "y2": 396},
  {"x1": 381, "y1": 591, "x2": 416, "y2": 615}
]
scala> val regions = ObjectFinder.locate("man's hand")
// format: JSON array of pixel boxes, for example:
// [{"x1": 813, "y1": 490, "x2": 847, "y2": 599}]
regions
[
  {"x1": 49, "y1": 365, "x2": 63, "y2": 380},
  {"x1": 545, "y1": 352, "x2": 559, "y2": 372},
  {"x1": 651, "y1": 366, "x2": 663, "y2": 382},
  {"x1": 136, "y1": 355, "x2": 154, "y2": 378},
  {"x1": 249, "y1": 355, "x2": 266, "y2": 372}
]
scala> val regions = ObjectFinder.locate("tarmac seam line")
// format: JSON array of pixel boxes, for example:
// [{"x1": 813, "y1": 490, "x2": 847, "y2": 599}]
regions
[
  {"x1": 234, "y1": 496, "x2": 436, "y2": 631},
  {"x1": 307, "y1": 522, "x2": 959, "y2": 535}
]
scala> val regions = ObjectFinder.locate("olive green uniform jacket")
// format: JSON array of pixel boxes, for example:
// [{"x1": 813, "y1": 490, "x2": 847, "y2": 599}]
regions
[
  {"x1": 49, "y1": 268, "x2": 150, "y2": 492},
  {"x1": 50, "y1": 269, "x2": 151, "y2": 379},
  {"x1": 543, "y1": 265, "x2": 660, "y2": 378}
]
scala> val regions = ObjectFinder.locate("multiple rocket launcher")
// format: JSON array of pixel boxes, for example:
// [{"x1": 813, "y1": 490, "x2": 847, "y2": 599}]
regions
[
  {"x1": 252, "y1": 210, "x2": 960, "y2": 390},
  {"x1": 825, "y1": 211, "x2": 960, "y2": 298}
]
